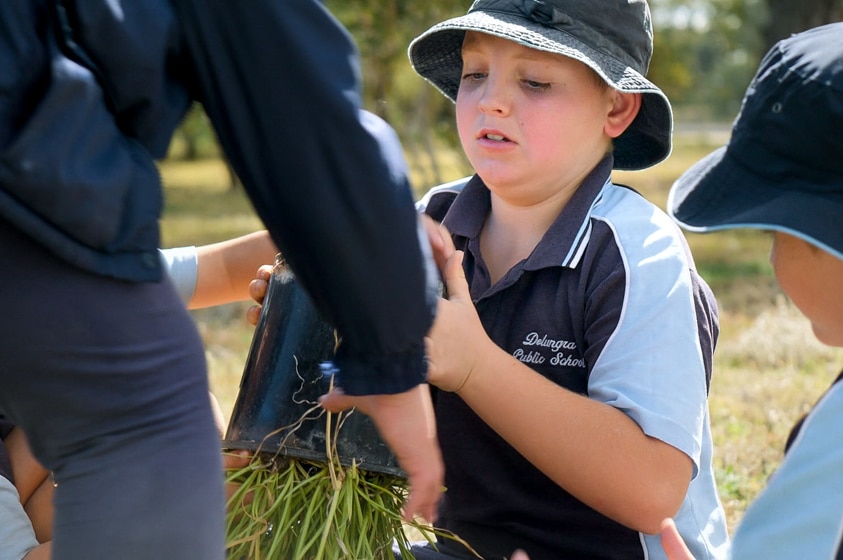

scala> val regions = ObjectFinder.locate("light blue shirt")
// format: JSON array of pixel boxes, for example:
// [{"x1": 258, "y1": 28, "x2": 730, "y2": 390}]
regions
[
  {"x1": 730, "y1": 379, "x2": 843, "y2": 559},
  {"x1": 158, "y1": 246, "x2": 198, "y2": 306}
]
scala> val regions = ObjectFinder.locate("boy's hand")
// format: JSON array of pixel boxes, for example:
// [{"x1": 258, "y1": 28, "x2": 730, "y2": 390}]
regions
[
  {"x1": 421, "y1": 214, "x2": 455, "y2": 272},
  {"x1": 246, "y1": 264, "x2": 273, "y2": 325},
  {"x1": 424, "y1": 249, "x2": 492, "y2": 393},
  {"x1": 660, "y1": 518, "x2": 695, "y2": 559}
]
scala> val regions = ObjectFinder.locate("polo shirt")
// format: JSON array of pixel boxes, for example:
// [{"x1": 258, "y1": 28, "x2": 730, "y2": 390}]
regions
[
  {"x1": 418, "y1": 156, "x2": 729, "y2": 560},
  {"x1": 0, "y1": 476, "x2": 39, "y2": 560},
  {"x1": 730, "y1": 371, "x2": 843, "y2": 559},
  {"x1": 159, "y1": 246, "x2": 199, "y2": 307},
  {"x1": 0, "y1": 415, "x2": 13, "y2": 483}
]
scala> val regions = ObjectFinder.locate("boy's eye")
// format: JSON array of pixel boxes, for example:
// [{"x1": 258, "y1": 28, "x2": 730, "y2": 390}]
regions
[
  {"x1": 524, "y1": 79, "x2": 551, "y2": 91},
  {"x1": 462, "y1": 72, "x2": 487, "y2": 82}
]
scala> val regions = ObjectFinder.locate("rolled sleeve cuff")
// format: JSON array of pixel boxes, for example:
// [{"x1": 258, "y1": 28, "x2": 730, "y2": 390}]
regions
[{"x1": 333, "y1": 341, "x2": 428, "y2": 396}]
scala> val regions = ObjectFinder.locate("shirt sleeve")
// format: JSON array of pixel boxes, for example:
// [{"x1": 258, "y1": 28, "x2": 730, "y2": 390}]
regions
[
  {"x1": 730, "y1": 379, "x2": 843, "y2": 559},
  {"x1": 171, "y1": 0, "x2": 435, "y2": 395},
  {"x1": 158, "y1": 246, "x2": 198, "y2": 307},
  {"x1": 586, "y1": 188, "x2": 710, "y2": 473},
  {"x1": 0, "y1": 477, "x2": 40, "y2": 560}
]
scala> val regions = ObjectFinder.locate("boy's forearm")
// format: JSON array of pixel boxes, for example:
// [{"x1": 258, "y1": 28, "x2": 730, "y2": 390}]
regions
[
  {"x1": 191, "y1": 230, "x2": 278, "y2": 309},
  {"x1": 5, "y1": 429, "x2": 48, "y2": 507},
  {"x1": 457, "y1": 349, "x2": 692, "y2": 533}
]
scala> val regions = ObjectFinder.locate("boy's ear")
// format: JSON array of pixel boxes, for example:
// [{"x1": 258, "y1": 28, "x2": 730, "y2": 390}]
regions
[{"x1": 605, "y1": 91, "x2": 642, "y2": 139}]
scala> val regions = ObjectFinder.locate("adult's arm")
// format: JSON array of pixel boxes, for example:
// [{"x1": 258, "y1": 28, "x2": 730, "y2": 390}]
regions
[{"x1": 173, "y1": 0, "x2": 435, "y2": 396}]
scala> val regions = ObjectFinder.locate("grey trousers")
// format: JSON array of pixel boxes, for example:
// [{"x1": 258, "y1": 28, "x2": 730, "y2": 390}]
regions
[{"x1": 0, "y1": 220, "x2": 225, "y2": 559}]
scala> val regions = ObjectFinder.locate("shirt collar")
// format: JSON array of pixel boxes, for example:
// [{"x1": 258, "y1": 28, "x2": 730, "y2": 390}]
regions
[{"x1": 442, "y1": 154, "x2": 615, "y2": 270}]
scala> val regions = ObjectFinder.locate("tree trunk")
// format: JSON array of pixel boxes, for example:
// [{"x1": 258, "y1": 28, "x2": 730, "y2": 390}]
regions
[{"x1": 763, "y1": 0, "x2": 843, "y2": 52}]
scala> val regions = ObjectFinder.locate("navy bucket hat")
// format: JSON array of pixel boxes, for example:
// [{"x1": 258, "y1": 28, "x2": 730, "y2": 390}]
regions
[
  {"x1": 408, "y1": 0, "x2": 673, "y2": 171},
  {"x1": 668, "y1": 22, "x2": 843, "y2": 261}
]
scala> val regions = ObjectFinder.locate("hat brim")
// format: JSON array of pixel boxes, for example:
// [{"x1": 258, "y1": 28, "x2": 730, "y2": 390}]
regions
[
  {"x1": 668, "y1": 146, "x2": 843, "y2": 261},
  {"x1": 408, "y1": 11, "x2": 673, "y2": 171}
]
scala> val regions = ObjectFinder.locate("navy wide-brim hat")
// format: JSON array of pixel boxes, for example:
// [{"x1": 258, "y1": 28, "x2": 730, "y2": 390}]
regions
[
  {"x1": 668, "y1": 22, "x2": 843, "y2": 261},
  {"x1": 408, "y1": 0, "x2": 673, "y2": 171}
]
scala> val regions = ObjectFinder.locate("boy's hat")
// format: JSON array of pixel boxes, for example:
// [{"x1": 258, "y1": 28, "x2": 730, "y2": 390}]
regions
[
  {"x1": 408, "y1": 0, "x2": 672, "y2": 171},
  {"x1": 668, "y1": 23, "x2": 843, "y2": 261}
]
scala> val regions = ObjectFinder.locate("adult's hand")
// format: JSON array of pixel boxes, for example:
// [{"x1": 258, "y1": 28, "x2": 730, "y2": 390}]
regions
[
  {"x1": 318, "y1": 383, "x2": 444, "y2": 523},
  {"x1": 660, "y1": 518, "x2": 695, "y2": 560}
]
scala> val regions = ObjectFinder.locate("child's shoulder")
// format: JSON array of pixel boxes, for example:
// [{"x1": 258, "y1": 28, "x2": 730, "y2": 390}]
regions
[
  {"x1": 594, "y1": 181, "x2": 694, "y2": 257},
  {"x1": 416, "y1": 176, "x2": 471, "y2": 221},
  {"x1": 599, "y1": 181, "x2": 674, "y2": 225}
]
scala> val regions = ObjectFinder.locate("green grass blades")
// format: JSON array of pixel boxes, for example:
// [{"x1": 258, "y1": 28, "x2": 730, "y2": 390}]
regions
[
  {"x1": 224, "y1": 453, "x2": 481, "y2": 559},
  {"x1": 226, "y1": 455, "x2": 407, "y2": 559}
]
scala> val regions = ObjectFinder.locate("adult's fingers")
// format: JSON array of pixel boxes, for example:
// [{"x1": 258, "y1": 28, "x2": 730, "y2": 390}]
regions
[{"x1": 319, "y1": 385, "x2": 444, "y2": 523}]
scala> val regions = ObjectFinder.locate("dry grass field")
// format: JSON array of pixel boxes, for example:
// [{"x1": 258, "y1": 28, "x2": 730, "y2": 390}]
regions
[{"x1": 158, "y1": 129, "x2": 843, "y2": 535}]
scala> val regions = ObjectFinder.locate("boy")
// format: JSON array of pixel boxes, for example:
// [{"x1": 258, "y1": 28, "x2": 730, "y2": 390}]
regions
[
  {"x1": 321, "y1": 0, "x2": 730, "y2": 558},
  {"x1": 658, "y1": 22, "x2": 843, "y2": 560}
]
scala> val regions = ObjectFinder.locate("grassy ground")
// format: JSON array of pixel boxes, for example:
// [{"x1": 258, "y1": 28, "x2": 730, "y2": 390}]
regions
[{"x1": 158, "y1": 130, "x2": 843, "y2": 535}]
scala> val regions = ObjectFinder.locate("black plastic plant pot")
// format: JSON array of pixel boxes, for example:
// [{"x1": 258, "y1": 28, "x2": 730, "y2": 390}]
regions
[{"x1": 223, "y1": 255, "x2": 403, "y2": 478}]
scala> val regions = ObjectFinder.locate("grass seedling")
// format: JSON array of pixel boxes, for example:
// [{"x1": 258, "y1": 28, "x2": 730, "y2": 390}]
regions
[{"x1": 224, "y1": 403, "x2": 479, "y2": 559}]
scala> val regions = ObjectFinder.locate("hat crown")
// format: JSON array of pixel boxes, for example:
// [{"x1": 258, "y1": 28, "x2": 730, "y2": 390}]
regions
[
  {"x1": 730, "y1": 23, "x2": 843, "y2": 182},
  {"x1": 408, "y1": 0, "x2": 672, "y2": 170},
  {"x1": 667, "y1": 23, "x2": 843, "y2": 261},
  {"x1": 467, "y1": 0, "x2": 653, "y2": 73}
]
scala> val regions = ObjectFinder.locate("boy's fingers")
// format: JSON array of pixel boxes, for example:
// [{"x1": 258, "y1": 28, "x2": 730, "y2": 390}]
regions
[
  {"x1": 248, "y1": 278, "x2": 268, "y2": 304},
  {"x1": 659, "y1": 518, "x2": 694, "y2": 560},
  {"x1": 222, "y1": 450, "x2": 252, "y2": 470},
  {"x1": 442, "y1": 250, "x2": 467, "y2": 298},
  {"x1": 422, "y1": 215, "x2": 455, "y2": 272},
  {"x1": 245, "y1": 304, "x2": 262, "y2": 326}
]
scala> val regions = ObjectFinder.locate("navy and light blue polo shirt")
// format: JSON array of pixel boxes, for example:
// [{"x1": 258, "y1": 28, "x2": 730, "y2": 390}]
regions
[
  {"x1": 0, "y1": 415, "x2": 13, "y2": 483},
  {"x1": 730, "y1": 371, "x2": 843, "y2": 560},
  {"x1": 418, "y1": 156, "x2": 729, "y2": 560}
]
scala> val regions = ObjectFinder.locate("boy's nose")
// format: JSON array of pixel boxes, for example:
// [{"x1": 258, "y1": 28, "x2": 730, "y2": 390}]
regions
[{"x1": 476, "y1": 77, "x2": 512, "y2": 116}]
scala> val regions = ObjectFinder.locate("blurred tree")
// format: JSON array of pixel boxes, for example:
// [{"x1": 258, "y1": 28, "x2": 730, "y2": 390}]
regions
[
  {"x1": 173, "y1": 104, "x2": 214, "y2": 161},
  {"x1": 326, "y1": 0, "x2": 466, "y2": 187},
  {"x1": 175, "y1": 1, "x2": 838, "y2": 184},
  {"x1": 171, "y1": 103, "x2": 240, "y2": 190},
  {"x1": 763, "y1": 0, "x2": 843, "y2": 52},
  {"x1": 650, "y1": 0, "x2": 766, "y2": 119}
]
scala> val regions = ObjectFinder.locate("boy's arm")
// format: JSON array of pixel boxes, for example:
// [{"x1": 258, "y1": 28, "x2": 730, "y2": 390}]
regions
[
  {"x1": 0, "y1": 442, "x2": 44, "y2": 560},
  {"x1": 191, "y1": 231, "x2": 278, "y2": 310},
  {"x1": 161, "y1": 231, "x2": 278, "y2": 310},
  {"x1": 426, "y1": 250, "x2": 693, "y2": 535},
  {"x1": 5, "y1": 429, "x2": 49, "y2": 512}
]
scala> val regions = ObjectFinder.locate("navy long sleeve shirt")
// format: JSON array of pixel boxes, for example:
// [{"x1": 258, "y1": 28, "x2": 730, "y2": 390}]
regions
[{"x1": 0, "y1": 0, "x2": 433, "y2": 394}]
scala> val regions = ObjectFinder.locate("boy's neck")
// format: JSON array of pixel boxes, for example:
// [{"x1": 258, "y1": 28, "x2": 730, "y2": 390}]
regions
[{"x1": 480, "y1": 191, "x2": 572, "y2": 284}]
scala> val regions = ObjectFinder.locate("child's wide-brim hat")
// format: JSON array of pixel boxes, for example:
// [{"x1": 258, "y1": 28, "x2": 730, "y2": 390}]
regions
[
  {"x1": 668, "y1": 22, "x2": 843, "y2": 261},
  {"x1": 408, "y1": 0, "x2": 673, "y2": 171}
]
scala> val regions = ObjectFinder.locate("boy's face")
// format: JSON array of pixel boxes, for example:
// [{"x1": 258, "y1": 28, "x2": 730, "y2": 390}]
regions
[
  {"x1": 456, "y1": 31, "x2": 626, "y2": 205},
  {"x1": 771, "y1": 231, "x2": 843, "y2": 346}
]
